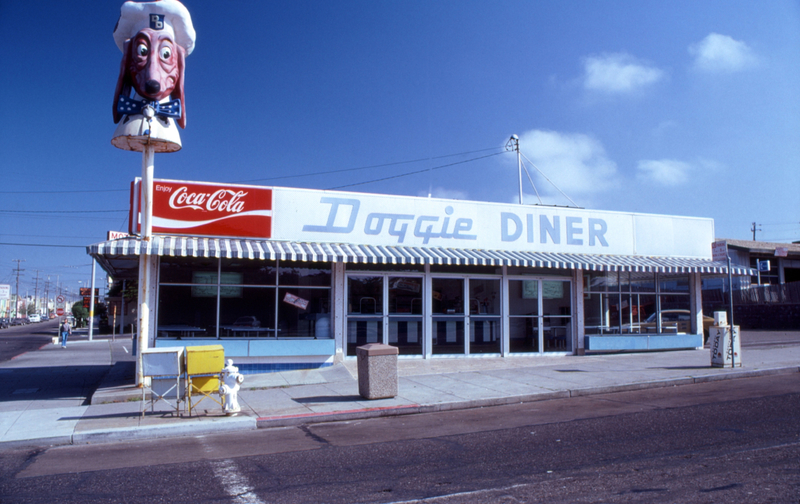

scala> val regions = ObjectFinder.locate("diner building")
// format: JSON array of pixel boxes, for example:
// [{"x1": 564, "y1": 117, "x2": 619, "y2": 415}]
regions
[{"x1": 88, "y1": 178, "x2": 752, "y2": 372}]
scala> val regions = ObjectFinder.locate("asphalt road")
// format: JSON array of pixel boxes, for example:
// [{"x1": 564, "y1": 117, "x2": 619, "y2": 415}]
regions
[
  {"x1": 1, "y1": 373, "x2": 798, "y2": 504},
  {"x1": 0, "y1": 320, "x2": 57, "y2": 362}
]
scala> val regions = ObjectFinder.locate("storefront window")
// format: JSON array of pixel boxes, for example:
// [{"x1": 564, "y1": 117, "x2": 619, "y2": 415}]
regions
[
  {"x1": 583, "y1": 271, "x2": 618, "y2": 292},
  {"x1": 584, "y1": 272, "x2": 694, "y2": 336},
  {"x1": 279, "y1": 261, "x2": 331, "y2": 287},
  {"x1": 623, "y1": 293, "x2": 656, "y2": 333},
  {"x1": 219, "y1": 287, "x2": 276, "y2": 337},
  {"x1": 626, "y1": 272, "x2": 655, "y2": 293},
  {"x1": 160, "y1": 257, "x2": 217, "y2": 284},
  {"x1": 278, "y1": 288, "x2": 331, "y2": 338},
  {"x1": 222, "y1": 258, "x2": 276, "y2": 285},
  {"x1": 158, "y1": 258, "x2": 331, "y2": 340},
  {"x1": 659, "y1": 274, "x2": 689, "y2": 293},
  {"x1": 157, "y1": 285, "x2": 216, "y2": 337}
]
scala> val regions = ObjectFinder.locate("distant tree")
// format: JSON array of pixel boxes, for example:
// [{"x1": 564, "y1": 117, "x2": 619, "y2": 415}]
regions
[
  {"x1": 72, "y1": 302, "x2": 89, "y2": 327},
  {"x1": 107, "y1": 280, "x2": 137, "y2": 301}
]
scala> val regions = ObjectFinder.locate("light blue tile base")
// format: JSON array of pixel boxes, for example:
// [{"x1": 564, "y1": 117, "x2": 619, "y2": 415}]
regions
[
  {"x1": 237, "y1": 362, "x2": 333, "y2": 375},
  {"x1": 585, "y1": 334, "x2": 703, "y2": 351}
]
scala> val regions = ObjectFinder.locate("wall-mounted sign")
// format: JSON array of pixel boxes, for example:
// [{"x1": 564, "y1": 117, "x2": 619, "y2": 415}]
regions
[
  {"x1": 130, "y1": 178, "x2": 273, "y2": 239},
  {"x1": 712, "y1": 241, "x2": 729, "y2": 262},
  {"x1": 128, "y1": 178, "x2": 716, "y2": 258},
  {"x1": 0, "y1": 284, "x2": 9, "y2": 300}
]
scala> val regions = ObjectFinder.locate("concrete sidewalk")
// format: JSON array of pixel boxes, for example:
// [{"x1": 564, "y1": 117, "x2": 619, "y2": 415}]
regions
[{"x1": 1, "y1": 329, "x2": 798, "y2": 450}]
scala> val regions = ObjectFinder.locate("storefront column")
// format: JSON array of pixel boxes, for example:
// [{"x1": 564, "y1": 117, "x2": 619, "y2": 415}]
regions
[
  {"x1": 136, "y1": 253, "x2": 158, "y2": 386},
  {"x1": 333, "y1": 262, "x2": 346, "y2": 363},
  {"x1": 573, "y1": 269, "x2": 585, "y2": 355},
  {"x1": 501, "y1": 266, "x2": 510, "y2": 357},
  {"x1": 690, "y1": 272, "x2": 702, "y2": 345},
  {"x1": 424, "y1": 265, "x2": 432, "y2": 358}
]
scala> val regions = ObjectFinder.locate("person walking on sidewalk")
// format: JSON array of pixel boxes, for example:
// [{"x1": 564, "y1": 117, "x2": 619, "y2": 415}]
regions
[{"x1": 60, "y1": 319, "x2": 72, "y2": 348}]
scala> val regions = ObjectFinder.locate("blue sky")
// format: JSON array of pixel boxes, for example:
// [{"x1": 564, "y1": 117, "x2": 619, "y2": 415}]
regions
[{"x1": 1, "y1": 0, "x2": 799, "y2": 298}]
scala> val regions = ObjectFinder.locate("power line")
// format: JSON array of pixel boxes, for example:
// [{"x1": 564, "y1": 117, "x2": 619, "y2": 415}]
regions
[
  {"x1": 329, "y1": 151, "x2": 508, "y2": 190},
  {"x1": 2, "y1": 233, "x2": 102, "y2": 240},
  {"x1": 0, "y1": 242, "x2": 88, "y2": 248},
  {"x1": 236, "y1": 147, "x2": 503, "y2": 183},
  {"x1": 0, "y1": 189, "x2": 127, "y2": 195}
]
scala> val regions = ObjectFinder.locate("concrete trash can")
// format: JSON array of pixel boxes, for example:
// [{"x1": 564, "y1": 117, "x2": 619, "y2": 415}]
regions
[{"x1": 356, "y1": 343, "x2": 399, "y2": 399}]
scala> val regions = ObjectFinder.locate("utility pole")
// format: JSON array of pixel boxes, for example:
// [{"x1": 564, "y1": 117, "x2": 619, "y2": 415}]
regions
[
  {"x1": 44, "y1": 277, "x2": 50, "y2": 318},
  {"x1": 751, "y1": 222, "x2": 761, "y2": 241},
  {"x1": 33, "y1": 270, "x2": 41, "y2": 315},
  {"x1": 12, "y1": 260, "x2": 25, "y2": 318},
  {"x1": 505, "y1": 134, "x2": 522, "y2": 204}
]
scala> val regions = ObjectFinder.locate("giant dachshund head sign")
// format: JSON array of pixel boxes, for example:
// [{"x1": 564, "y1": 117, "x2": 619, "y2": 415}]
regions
[{"x1": 112, "y1": 0, "x2": 195, "y2": 153}]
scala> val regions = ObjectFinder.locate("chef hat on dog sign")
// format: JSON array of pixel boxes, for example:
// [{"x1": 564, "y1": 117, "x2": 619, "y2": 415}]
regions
[{"x1": 113, "y1": 0, "x2": 196, "y2": 55}]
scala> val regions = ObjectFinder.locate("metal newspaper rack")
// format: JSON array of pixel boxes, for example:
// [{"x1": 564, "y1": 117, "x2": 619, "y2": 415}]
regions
[{"x1": 141, "y1": 347, "x2": 185, "y2": 417}]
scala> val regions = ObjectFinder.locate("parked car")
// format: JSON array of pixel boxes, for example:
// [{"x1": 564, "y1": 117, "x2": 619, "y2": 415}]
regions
[
  {"x1": 11, "y1": 317, "x2": 27, "y2": 326},
  {"x1": 0, "y1": 317, "x2": 8, "y2": 329},
  {"x1": 233, "y1": 316, "x2": 260, "y2": 327}
]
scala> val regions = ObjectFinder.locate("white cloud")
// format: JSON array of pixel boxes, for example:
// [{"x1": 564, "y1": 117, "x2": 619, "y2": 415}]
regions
[
  {"x1": 636, "y1": 159, "x2": 690, "y2": 186},
  {"x1": 517, "y1": 130, "x2": 620, "y2": 198},
  {"x1": 421, "y1": 187, "x2": 469, "y2": 200},
  {"x1": 689, "y1": 33, "x2": 757, "y2": 73},
  {"x1": 582, "y1": 53, "x2": 665, "y2": 93}
]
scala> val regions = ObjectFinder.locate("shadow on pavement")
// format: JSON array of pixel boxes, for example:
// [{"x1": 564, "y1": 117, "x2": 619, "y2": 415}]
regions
[{"x1": 294, "y1": 395, "x2": 364, "y2": 404}]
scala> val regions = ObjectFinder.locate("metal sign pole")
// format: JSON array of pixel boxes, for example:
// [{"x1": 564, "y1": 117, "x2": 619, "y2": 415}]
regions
[
  {"x1": 137, "y1": 144, "x2": 155, "y2": 387},
  {"x1": 88, "y1": 258, "x2": 96, "y2": 341},
  {"x1": 727, "y1": 255, "x2": 735, "y2": 368}
]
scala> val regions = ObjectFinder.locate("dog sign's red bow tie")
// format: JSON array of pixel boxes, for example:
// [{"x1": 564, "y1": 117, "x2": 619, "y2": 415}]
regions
[{"x1": 117, "y1": 96, "x2": 182, "y2": 119}]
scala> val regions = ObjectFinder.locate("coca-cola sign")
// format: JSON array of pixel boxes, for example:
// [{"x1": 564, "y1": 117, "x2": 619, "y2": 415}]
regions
[{"x1": 130, "y1": 179, "x2": 272, "y2": 238}]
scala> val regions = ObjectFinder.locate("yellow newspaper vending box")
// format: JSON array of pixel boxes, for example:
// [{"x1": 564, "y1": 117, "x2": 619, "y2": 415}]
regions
[{"x1": 185, "y1": 345, "x2": 225, "y2": 415}]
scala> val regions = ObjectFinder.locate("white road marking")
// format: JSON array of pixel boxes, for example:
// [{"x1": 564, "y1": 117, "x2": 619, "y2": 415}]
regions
[{"x1": 210, "y1": 458, "x2": 266, "y2": 504}]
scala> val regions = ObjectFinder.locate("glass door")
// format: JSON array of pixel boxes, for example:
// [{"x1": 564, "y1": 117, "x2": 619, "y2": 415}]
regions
[
  {"x1": 468, "y1": 278, "x2": 501, "y2": 354},
  {"x1": 542, "y1": 280, "x2": 571, "y2": 352},
  {"x1": 509, "y1": 279, "x2": 539, "y2": 352},
  {"x1": 509, "y1": 278, "x2": 572, "y2": 353},
  {"x1": 346, "y1": 276, "x2": 383, "y2": 356},
  {"x1": 388, "y1": 276, "x2": 424, "y2": 355},
  {"x1": 431, "y1": 277, "x2": 465, "y2": 355},
  {"x1": 347, "y1": 274, "x2": 425, "y2": 356}
]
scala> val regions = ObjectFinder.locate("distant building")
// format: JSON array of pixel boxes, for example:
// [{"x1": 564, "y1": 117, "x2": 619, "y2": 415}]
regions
[{"x1": 721, "y1": 239, "x2": 800, "y2": 286}]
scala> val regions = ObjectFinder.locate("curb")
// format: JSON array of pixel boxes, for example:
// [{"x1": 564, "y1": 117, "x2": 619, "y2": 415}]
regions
[
  {"x1": 0, "y1": 435, "x2": 74, "y2": 451},
  {"x1": 254, "y1": 366, "x2": 800, "y2": 429},
  {"x1": 72, "y1": 416, "x2": 257, "y2": 445}
]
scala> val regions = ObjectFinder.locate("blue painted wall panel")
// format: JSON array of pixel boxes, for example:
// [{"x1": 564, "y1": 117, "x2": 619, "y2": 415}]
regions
[{"x1": 155, "y1": 338, "x2": 336, "y2": 357}]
